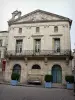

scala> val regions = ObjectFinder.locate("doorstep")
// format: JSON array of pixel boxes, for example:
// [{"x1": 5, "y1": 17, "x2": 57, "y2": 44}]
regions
[{"x1": 52, "y1": 83, "x2": 66, "y2": 89}]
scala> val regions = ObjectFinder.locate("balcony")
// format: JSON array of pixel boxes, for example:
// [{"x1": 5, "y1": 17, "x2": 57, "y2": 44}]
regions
[{"x1": 5, "y1": 50, "x2": 71, "y2": 58}]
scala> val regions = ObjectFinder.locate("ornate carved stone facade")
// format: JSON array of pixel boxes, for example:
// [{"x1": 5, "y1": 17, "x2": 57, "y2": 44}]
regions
[{"x1": 0, "y1": 9, "x2": 73, "y2": 84}]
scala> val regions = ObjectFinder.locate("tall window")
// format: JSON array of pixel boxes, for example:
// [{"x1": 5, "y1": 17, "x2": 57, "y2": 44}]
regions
[
  {"x1": 34, "y1": 39, "x2": 41, "y2": 53},
  {"x1": 54, "y1": 26, "x2": 58, "y2": 32},
  {"x1": 0, "y1": 40, "x2": 2, "y2": 46},
  {"x1": 16, "y1": 40, "x2": 23, "y2": 53},
  {"x1": 19, "y1": 28, "x2": 22, "y2": 33},
  {"x1": 36, "y1": 27, "x2": 40, "y2": 32},
  {"x1": 0, "y1": 51, "x2": 1, "y2": 58},
  {"x1": 54, "y1": 38, "x2": 60, "y2": 52}
]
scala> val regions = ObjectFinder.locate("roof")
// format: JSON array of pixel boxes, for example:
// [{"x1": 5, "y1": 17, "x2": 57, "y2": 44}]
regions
[
  {"x1": 0, "y1": 31, "x2": 8, "y2": 33},
  {"x1": 8, "y1": 9, "x2": 72, "y2": 26}
]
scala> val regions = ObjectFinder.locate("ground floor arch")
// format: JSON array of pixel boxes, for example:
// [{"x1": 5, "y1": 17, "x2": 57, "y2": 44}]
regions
[
  {"x1": 12, "y1": 64, "x2": 21, "y2": 81},
  {"x1": 52, "y1": 64, "x2": 62, "y2": 83}
]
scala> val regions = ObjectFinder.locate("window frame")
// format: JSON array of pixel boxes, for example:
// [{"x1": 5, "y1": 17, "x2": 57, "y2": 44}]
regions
[
  {"x1": 19, "y1": 28, "x2": 22, "y2": 33},
  {"x1": 54, "y1": 26, "x2": 58, "y2": 32},
  {"x1": 32, "y1": 64, "x2": 41, "y2": 69},
  {"x1": 36, "y1": 27, "x2": 40, "y2": 33},
  {"x1": 53, "y1": 38, "x2": 60, "y2": 52},
  {"x1": 34, "y1": 39, "x2": 41, "y2": 53},
  {"x1": 16, "y1": 39, "x2": 23, "y2": 53},
  {"x1": 0, "y1": 39, "x2": 2, "y2": 46}
]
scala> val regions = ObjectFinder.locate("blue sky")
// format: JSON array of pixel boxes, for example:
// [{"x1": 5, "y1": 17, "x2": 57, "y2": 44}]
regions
[{"x1": 0, "y1": 0, "x2": 75, "y2": 50}]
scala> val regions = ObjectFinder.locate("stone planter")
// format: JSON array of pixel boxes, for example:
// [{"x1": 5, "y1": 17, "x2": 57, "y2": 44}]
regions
[
  {"x1": 11, "y1": 80, "x2": 18, "y2": 86},
  {"x1": 45, "y1": 82, "x2": 52, "y2": 88},
  {"x1": 66, "y1": 83, "x2": 74, "y2": 89}
]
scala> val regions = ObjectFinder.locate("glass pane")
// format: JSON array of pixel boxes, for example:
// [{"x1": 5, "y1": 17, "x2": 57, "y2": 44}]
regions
[
  {"x1": 34, "y1": 39, "x2": 41, "y2": 52},
  {"x1": 36, "y1": 27, "x2": 39, "y2": 32}
]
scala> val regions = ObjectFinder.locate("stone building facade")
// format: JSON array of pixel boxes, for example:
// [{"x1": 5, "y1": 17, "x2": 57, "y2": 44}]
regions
[
  {"x1": 0, "y1": 31, "x2": 8, "y2": 81},
  {"x1": 0, "y1": 9, "x2": 73, "y2": 84}
]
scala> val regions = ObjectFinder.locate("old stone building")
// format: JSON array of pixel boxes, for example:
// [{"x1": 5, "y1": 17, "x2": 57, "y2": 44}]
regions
[
  {"x1": 0, "y1": 9, "x2": 73, "y2": 84},
  {"x1": 0, "y1": 31, "x2": 8, "y2": 81}
]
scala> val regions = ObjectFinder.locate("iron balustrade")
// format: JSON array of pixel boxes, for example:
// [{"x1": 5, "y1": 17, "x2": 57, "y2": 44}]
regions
[{"x1": 5, "y1": 50, "x2": 71, "y2": 56}]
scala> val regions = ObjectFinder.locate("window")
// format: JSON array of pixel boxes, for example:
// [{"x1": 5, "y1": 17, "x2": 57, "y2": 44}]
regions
[
  {"x1": 54, "y1": 38, "x2": 60, "y2": 52},
  {"x1": 19, "y1": 28, "x2": 22, "y2": 33},
  {"x1": 34, "y1": 39, "x2": 41, "y2": 53},
  {"x1": 0, "y1": 40, "x2": 2, "y2": 46},
  {"x1": 16, "y1": 40, "x2": 23, "y2": 53},
  {"x1": 36, "y1": 27, "x2": 39, "y2": 32},
  {"x1": 0, "y1": 51, "x2": 1, "y2": 58},
  {"x1": 32, "y1": 64, "x2": 41, "y2": 69},
  {"x1": 54, "y1": 26, "x2": 58, "y2": 32}
]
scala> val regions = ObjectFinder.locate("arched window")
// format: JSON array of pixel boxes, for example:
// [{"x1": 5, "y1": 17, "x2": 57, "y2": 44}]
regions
[
  {"x1": 32, "y1": 64, "x2": 41, "y2": 69},
  {"x1": 54, "y1": 26, "x2": 58, "y2": 32}
]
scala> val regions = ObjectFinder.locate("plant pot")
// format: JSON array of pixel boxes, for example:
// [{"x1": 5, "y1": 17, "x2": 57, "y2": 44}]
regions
[
  {"x1": 66, "y1": 83, "x2": 74, "y2": 89},
  {"x1": 45, "y1": 82, "x2": 52, "y2": 88},
  {"x1": 11, "y1": 80, "x2": 18, "y2": 86}
]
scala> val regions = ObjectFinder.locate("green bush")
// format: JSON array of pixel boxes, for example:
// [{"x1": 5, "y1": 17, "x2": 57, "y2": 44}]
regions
[
  {"x1": 44, "y1": 74, "x2": 53, "y2": 82},
  {"x1": 65, "y1": 75, "x2": 74, "y2": 83},
  {"x1": 11, "y1": 73, "x2": 20, "y2": 81}
]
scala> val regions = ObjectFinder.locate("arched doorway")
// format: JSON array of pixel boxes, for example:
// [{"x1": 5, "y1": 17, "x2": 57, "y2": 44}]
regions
[
  {"x1": 12, "y1": 64, "x2": 21, "y2": 81},
  {"x1": 52, "y1": 65, "x2": 62, "y2": 83},
  {"x1": 28, "y1": 64, "x2": 41, "y2": 84}
]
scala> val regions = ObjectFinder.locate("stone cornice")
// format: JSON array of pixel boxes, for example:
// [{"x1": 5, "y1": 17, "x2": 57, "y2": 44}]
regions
[
  {"x1": 50, "y1": 34, "x2": 63, "y2": 36},
  {"x1": 8, "y1": 20, "x2": 70, "y2": 26},
  {"x1": 0, "y1": 31, "x2": 8, "y2": 33},
  {"x1": 14, "y1": 36, "x2": 25, "y2": 38},
  {"x1": 31, "y1": 34, "x2": 44, "y2": 38}
]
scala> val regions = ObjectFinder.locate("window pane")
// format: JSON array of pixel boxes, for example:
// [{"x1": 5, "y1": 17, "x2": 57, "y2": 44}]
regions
[
  {"x1": 0, "y1": 40, "x2": 2, "y2": 46},
  {"x1": 16, "y1": 40, "x2": 23, "y2": 53},
  {"x1": 19, "y1": 28, "x2": 22, "y2": 33},
  {"x1": 0, "y1": 51, "x2": 1, "y2": 58},
  {"x1": 54, "y1": 26, "x2": 58, "y2": 32},
  {"x1": 32, "y1": 65, "x2": 41, "y2": 69},
  {"x1": 34, "y1": 39, "x2": 41, "y2": 52},
  {"x1": 36, "y1": 27, "x2": 39, "y2": 32},
  {"x1": 54, "y1": 38, "x2": 60, "y2": 52}
]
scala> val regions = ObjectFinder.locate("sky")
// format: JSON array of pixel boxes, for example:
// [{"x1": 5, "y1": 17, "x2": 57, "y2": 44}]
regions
[{"x1": 0, "y1": 0, "x2": 75, "y2": 50}]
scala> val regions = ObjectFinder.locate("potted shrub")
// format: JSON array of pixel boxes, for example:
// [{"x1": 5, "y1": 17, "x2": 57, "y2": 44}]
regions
[
  {"x1": 11, "y1": 72, "x2": 20, "y2": 86},
  {"x1": 65, "y1": 75, "x2": 74, "y2": 89},
  {"x1": 44, "y1": 74, "x2": 53, "y2": 88}
]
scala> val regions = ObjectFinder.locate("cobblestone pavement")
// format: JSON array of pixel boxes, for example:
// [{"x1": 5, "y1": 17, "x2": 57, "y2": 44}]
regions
[{"x1": 0, "y1": 84, "x2": 74, "y2": 100}]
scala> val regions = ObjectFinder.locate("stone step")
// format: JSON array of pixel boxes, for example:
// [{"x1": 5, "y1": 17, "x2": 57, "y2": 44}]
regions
[{"x1": 52, "y1": 83, "x2": 65, "y2": 89}]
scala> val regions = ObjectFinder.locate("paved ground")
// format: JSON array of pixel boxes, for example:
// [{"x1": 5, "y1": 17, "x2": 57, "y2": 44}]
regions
[{"x1": 0, "y1": 84, "x2": 75, "y2": 100}]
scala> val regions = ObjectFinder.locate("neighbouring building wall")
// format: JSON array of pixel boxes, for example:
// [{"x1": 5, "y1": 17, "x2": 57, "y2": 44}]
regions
[
  {"x1": 0, "y1": 31, "x2": 8, "y2": 81},
  {"x1": 0, "y1": 31, "x2": 8, "y2": 59}
]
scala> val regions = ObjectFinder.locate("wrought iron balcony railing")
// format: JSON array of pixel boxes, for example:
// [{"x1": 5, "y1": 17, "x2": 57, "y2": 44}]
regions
[{"x1": 5, "y1": 50, "x2": 71, "y2": 57}]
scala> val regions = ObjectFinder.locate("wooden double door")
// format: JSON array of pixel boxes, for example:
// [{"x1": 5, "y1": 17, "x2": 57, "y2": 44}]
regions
[{"x1": 52, "y1": 65, "x2": 62, "y2": 83}]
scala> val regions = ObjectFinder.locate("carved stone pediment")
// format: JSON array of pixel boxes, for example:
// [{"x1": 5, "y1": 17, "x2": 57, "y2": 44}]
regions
[
  {"x1": 16, "y1": 12, "x2": 64, "y2": 23},
  {"x1": 8, "y1": 9, "x2": 71, "y2": 25}
]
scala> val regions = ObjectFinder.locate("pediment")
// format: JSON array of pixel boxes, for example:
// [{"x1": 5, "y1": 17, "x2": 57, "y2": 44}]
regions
[
  {"x1": 8, "y1": 9, "x2": 72, "y2": 25},
  {"x1": 17, "y1": 11, "x2": 64, "y2": 22}
]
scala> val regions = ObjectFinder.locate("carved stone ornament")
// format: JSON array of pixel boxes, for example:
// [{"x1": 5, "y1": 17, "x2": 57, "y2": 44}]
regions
[
  {"x1": 44, "y1": 57, "x2": 48, "y2": 64},
  {"x1": 66, "y1": 57, "x2": 69, "y2": 65},
  {"x1": 24, "y1": 57, "x2": 28, "y2": 65}
]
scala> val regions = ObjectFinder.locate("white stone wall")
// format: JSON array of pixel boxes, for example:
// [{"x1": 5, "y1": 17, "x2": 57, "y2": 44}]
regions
[
  {"x1": 5, "y1": 59, "x2": 72, "y2": 84},
  {"x1": 7, "y1": 21, "x2": 70, "y2": 51}
]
